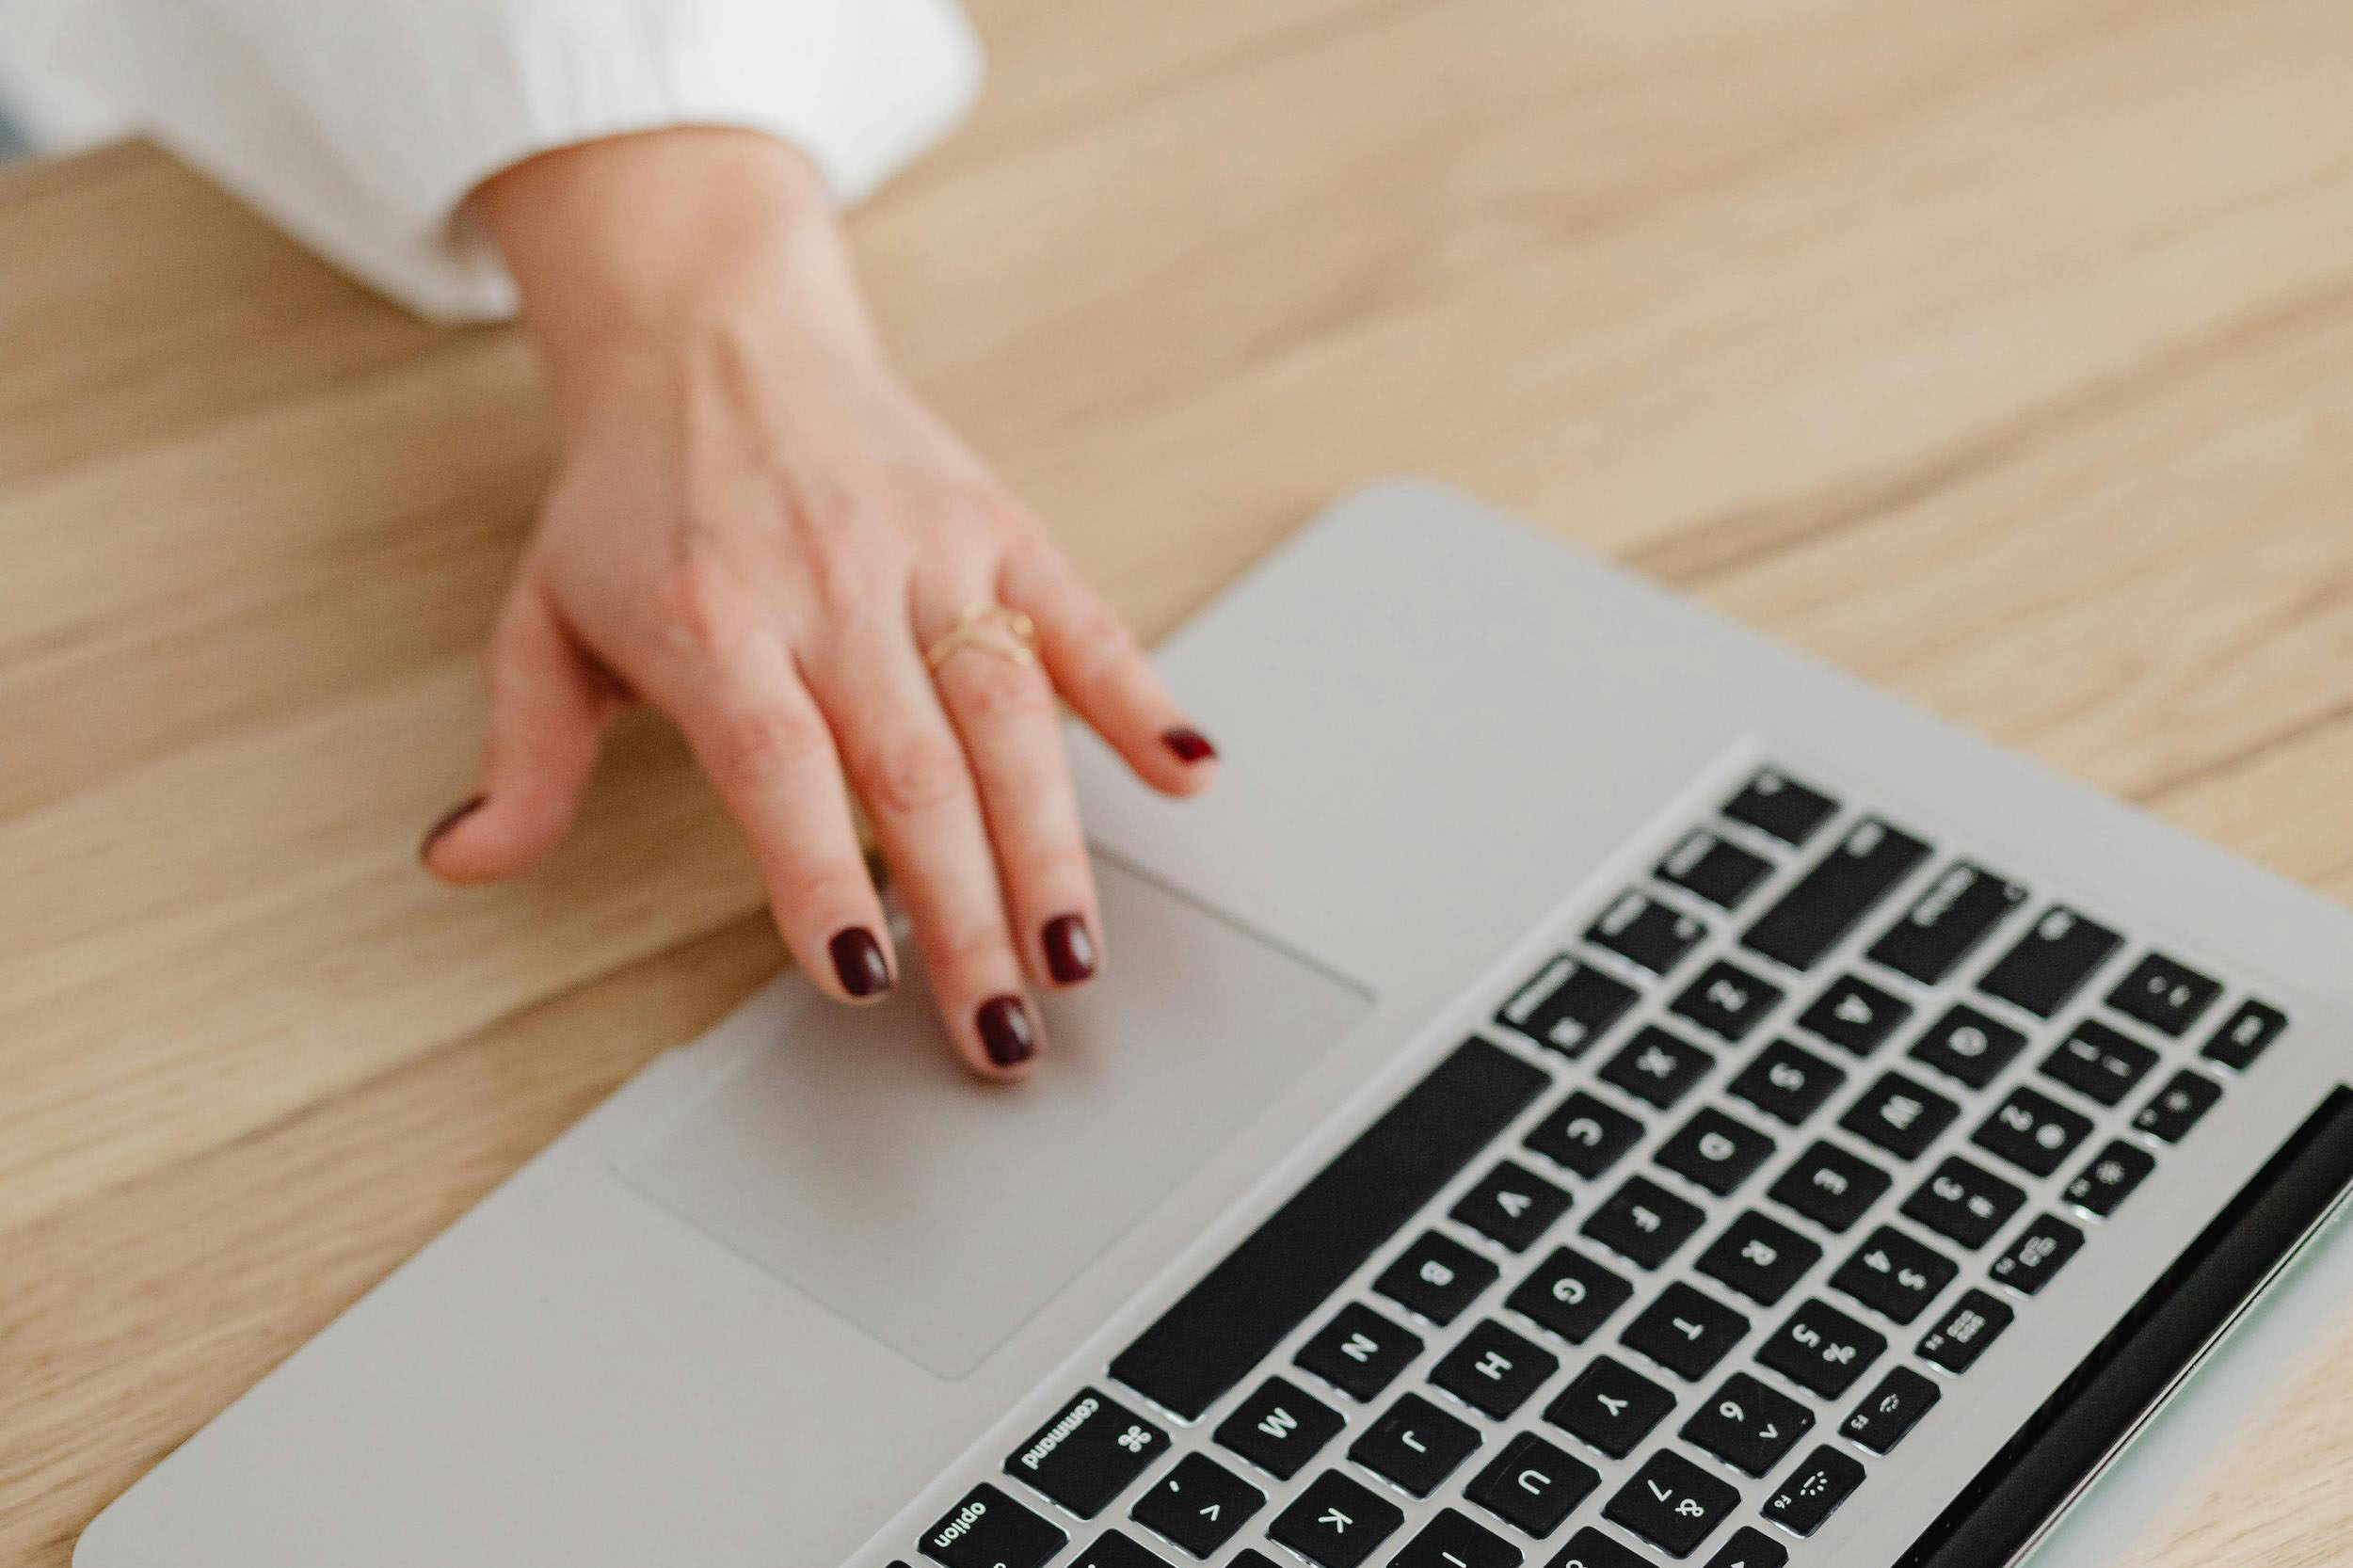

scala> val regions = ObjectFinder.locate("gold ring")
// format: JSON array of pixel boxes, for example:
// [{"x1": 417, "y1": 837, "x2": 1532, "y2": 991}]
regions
[{"x1": 925, "y1": 602, "x2": 1038, "y2": 673}]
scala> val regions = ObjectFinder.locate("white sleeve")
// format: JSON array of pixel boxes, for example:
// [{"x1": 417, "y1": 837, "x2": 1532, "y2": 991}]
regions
[{"x1": 13, "y1": 0, "x2": 983, "y2": 320}]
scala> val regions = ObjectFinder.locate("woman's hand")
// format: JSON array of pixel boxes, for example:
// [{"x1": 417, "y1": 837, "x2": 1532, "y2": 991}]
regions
[{"x1": 424, "y1": 128, "x2": 1218, "y2": 1079}]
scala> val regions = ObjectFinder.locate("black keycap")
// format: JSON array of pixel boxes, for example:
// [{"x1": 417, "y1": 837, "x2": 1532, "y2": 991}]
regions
[
  {"x1": 1829, "y1": 1225, "x2": 1957, "y2": 1325},
  {"x1": 1659, "y1": 829, "x2": 1773, "y2": 911},
  {"x1": 1508, "y1": 1248, "x2": 1634, "y2": 1344},
  {"x1": 1232, "y1": 1554, "x2": 1282, "y2": 1568},
  {"x1": 1727, "y1": 1039, "x2": 1846, "y2": 1128},
  {"x1": 1842, "y1": 1366, "x2": 1942, "y2": 1454},
  {"x1": 1545, "y1": 1355, "x2": 1675, "y2": 1458},
  {"x1": 2106, "y1": 953, "x2": 2223, "y2": 1036},
  {"x1": 1433, "y1": 1320, "x2": 1561, "y2": 1418},
  {"x1": 1907, "y1": 1002, "x2": 2027, "y2": 1091},
  {"x1": 1901, "y1": 1156, "x2": 2024, "y2": 1250},
  {"x1": 1723, "y1": 768, "x2": 1840, "y2": 847},
  {"x1": 1583, "y1": 1176, "x2": 1706, "y2": 1270},
  {"x1": 1837, "y1": 1071, "x2": 1959, "y2": 1162},
  {"x1": 1465, "y1": 1432, "x2": 1600, "y2": 1538},
  {"x1": 1376, "y1": 1231, "x2": 1500, "y2": 1326},
  {"x1": 1695, "y1": 1210, "x2": 1821, "y2": 1307},
  {"x1": 1977, "y1": 906, "x2": 2121, "y2": 1017},
  {"x1": 1602, "y1": 1449, "x2": 1740, "y2": 1558},
  {"x1": 1350, "y1": 1393, "x2": 1481, "y2": 1496},
  {"x1": 1070, "y1": 1531, "x2": 1172, "y2": 1568},
  {"x1": 1528, "y1": 1091, "x2": 1647, "y2": 1180},
  {"x1": 1392, "y1": 1509, "x2": 1526, "y2": 1568},
  {"x1": 1214, "y1": 1376, "x2": 1343, "y2": 1480},
  {"x1": 1296, "y1": 1303, "x2": 1420, "y2": 1402},
  {"x1": 1768, "y1": 1141, "x2": 1892, "y2": 1234},
  {"x1": 1113, "y1": 1039, "x2": 1546, "y2": 1419},
  {"x1": 1679, "y1": 1371, "x2": 1813, "y2": 1477},
  {"x1": 921, "y1": 1483, "x2": 1068, "y2": 1568},
  {"x1": 1499, "y1": 957, "x2": 1641, "y2": 1058},
  {"x1": 1866, "y1": 861, "x2": 2026, "y2": 984},
  {"x1": 1990, "y1": 1212, "x2": 2084, "y2": 1296},
  {"x1": 1796, "y1": 974, "x2": 1913, "y2": 1057},
  {"x1": 1621, "y1": 1281, "x2": 1751, "y2": 1383},
  {"x1": 1972, "y1": 1085, "x2": 2092, "y2": 1178},
  {"x1": 2040, "y1": 1018, "x2": 2159, "y2": 1108},
  {"x1": 1128, "y1": 1455, "x2": 1261, "y2": 1559},
  {"x1": 2203, "y1": 1000, "x2": 2289, "y2": 1071},
  {"x1": 1918, "y1": 1288, "x2": 2013, "y2": 1374},
  {"x1": 1744, "y1": 817, "x2": 1931, "y2": 972},
  {"x1": 1455, "y1": 1160, "x2": 1574, "y2": 1252},
  {"x1": 2135, "y1": 1068, "x2": 2224, "y2": 1144},
  {"x1": 1762, "y1": 1447, "x2": 1865, "y2": 1537},
  {"x1": 1655, "y1": 1107, "x2": 1777, "y2": 1197},
  {"x1": 1702, "y1": 1527, "x2": 1790, "y2": 1568},
  {"x1": 1601, "y1": 1025, "x2": 1717, "y2": 1111},
  {"x1": 1756, "y1": 1299, "x2": 1885, "y2": 1398},
  {"x1": 1006, "y1": 1388, "x2": 1169, "y2": 1517},
  {"x1": 1670, "y1": 961, "x2": 1786, "y2": 1044},
  {"x1": 1590, "y1": 891, "x2": 1708, "y2": 977},
  {"x1": 2065, "y1": 1140, "x2": 2157, "y2": 1219},
  {"x1": 1267, "y1": 1471, "x2": 1402, "y2": 1568},
  {"x1": 1553, "y1": 1526, "x2": 1661, "y2": 1568}
]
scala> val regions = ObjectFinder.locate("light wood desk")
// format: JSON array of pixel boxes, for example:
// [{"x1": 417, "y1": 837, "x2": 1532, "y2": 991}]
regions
[{"x1": 4, "y1": 1, "x2": 2351, "y2": 1561}]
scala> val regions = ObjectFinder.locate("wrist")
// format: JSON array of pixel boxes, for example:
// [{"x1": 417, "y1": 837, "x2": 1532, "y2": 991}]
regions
[{"x1": 471, "y1": 128, "x2": 885, "y2": 428}]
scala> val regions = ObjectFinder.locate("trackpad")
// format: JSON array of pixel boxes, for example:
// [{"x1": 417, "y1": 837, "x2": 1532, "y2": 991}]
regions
[{"x1": 619, "y1": 856, "x2": 1371, "y2": 1380}]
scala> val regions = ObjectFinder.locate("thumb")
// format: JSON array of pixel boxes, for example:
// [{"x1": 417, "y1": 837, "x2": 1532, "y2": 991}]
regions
[{"x1": 421, "y1": 581, "x2": 615, "y2": 882}]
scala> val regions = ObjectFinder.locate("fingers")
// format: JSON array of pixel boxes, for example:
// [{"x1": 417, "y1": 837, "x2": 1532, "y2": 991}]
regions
[
  {"x1": 660, "y1": 631, "x2": 899, "y2": 1005},
  {"x1": 920, "y1": 587, "x2": 1103, "y2": 996},
  {"x1": 423, "y1": 582, "x2": 615, "y2": 882},
  {"x1": 808, "y1": 616, "x2": 1041, "y2": 1080},
  {"x1": 1002, "y1": 547, "x2": 1220, "y2": 797}
]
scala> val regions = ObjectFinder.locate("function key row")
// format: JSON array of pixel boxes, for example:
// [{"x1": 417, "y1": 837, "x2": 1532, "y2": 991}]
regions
[{"x1": 1713, "y1": 772, "x2": 2285, "y2": 1094}]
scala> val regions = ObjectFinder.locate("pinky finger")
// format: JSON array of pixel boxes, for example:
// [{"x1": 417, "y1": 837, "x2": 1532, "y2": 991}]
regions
[{"x1": 1001, "y1": 549, "x2": 1219, "y2": 797}]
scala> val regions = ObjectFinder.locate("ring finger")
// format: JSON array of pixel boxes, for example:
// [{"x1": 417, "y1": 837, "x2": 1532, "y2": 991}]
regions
[{"x1": 919, "y1": 579, "x2": 1102, "y2": 994}]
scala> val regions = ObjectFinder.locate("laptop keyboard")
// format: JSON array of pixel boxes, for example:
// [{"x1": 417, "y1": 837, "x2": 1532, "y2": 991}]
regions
[{"x1": 905, "y1": 766, "x2": 2292, "y2": 1568}]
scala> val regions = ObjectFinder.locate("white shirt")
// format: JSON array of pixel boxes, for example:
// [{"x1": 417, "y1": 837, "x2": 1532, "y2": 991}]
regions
[{"x1": 1, "y1": 0, "x2": 983, "y2": 320}]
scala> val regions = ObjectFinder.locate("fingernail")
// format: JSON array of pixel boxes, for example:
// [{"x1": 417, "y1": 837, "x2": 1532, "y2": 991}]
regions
[
  {"x1": 418, "y1": 795, "x2": 487, "y2": 862},
  {"x1": 1162, "y1": 726, "x2": 1218, "y2": 764},
  {"x1": 828, "y1": 926, "x2": 892, "y2": 999},
  {"x1": 976, "y1": 995, "x2": 1036, "y2": 1068},
  {"x1": 1043, "y1": 914, "x2": 1097, "y2": 984}
]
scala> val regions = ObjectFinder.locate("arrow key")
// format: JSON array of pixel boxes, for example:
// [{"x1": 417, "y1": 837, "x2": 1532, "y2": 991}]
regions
[
  {"x1": 1128, "y1": 1453, "x2": 1263, "y2": 1559},
  {"x1": 1268, "y1": 1470, "x2": 1404, "y2": 1568}
]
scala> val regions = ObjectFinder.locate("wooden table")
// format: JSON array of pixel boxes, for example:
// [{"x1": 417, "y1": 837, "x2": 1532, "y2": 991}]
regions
[{"x1": 5, "y1": 1, "x2": 2352, "y2": 1561}]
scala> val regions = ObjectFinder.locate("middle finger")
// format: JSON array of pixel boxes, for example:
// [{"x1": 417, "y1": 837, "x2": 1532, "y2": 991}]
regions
[
  {"x1": 919, "y1": 580, "x2": 1101, "y2": 993},
  {"x1": 808, "y1": 610, "x2": 1039, "y2": 1080}
]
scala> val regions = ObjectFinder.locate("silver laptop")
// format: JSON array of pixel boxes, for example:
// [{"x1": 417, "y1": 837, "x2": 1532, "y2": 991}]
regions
[{"x1": 80, "y1": 481, "x2": 2353, "y2": 1568}]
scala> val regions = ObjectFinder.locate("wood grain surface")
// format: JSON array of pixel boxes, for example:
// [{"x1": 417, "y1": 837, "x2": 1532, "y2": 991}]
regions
[{"x1": 5, "y1": 1, "x2": 2352, "y2": 1561}]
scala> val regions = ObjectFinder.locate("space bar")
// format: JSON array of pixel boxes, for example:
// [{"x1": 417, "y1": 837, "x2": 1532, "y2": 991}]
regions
[{"x1": 1109, "y1": 1036, "x2": 1547, "y2": 1420}]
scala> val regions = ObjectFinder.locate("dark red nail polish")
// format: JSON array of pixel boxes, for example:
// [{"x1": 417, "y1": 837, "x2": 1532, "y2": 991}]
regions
[
  {"x1": 828, "y1": 926, "x2": 892, "y2": 999},
  {"x1": 1162, "y1": 726, "x2": 1218, "y2": 764},
  {"x1": 976, "y1": 995, "x2": 1036, "y2": 1068},
  {"x1": 1043, "y1": 914, "x2": 1096, "y2": 984},
  {"x1": 418, "y1": 794, "x2": 487, "y2": 861}
]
